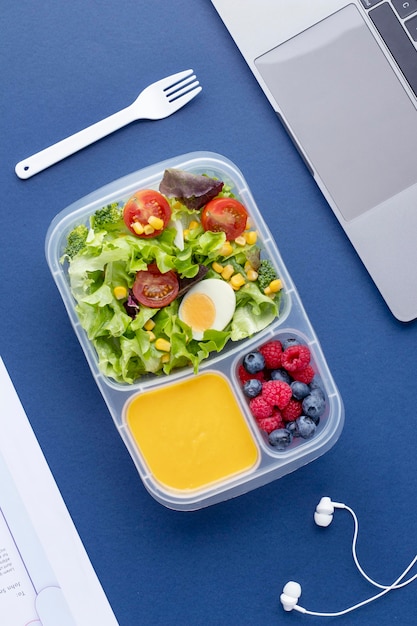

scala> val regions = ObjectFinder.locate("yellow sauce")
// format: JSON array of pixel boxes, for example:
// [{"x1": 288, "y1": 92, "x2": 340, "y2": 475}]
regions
[{"x1": 125, "y1": 372, "x2": 259, "y2": 492}]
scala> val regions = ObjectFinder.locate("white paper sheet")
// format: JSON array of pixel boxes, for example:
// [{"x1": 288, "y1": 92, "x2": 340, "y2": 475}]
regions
[{"x1": 0, "y1": 357, "x2": 119, "y2": 626}]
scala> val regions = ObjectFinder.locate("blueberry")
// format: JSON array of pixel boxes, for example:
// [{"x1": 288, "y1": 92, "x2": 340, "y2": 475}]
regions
[
  {"x1": 295, "y1": 415, "x2": 317, "y2": 439},
  {"x1": 302, "y1": 390, "x2": 326, "y2": 421},
  {"x1": 282, "y1": 337, "x2": 300, "y2": 351},
  {"x1": 268, "y1": 428, "x2": 293, "y2": 449},
  {"x1": 310, "y1": 414, "x2": 321, "y2": 427},
  {"x1": 270, "y1": 368, "x2": 292, "y2": 384},
  {"x1": 285, "y1": 421, "x2": 300, "y2": 437},
  {"x1": 243, "y1": 378, "x2": 263, "y2": 398},
  {"x1": 242, "y1": 351, "x2": 265, "y2": 374},
  {"x1": 290, "y1": 381, "x2": 310, "y2": 400},
  {"x1": 309, "y1": 380, "x2": 325, "y2": 399}
]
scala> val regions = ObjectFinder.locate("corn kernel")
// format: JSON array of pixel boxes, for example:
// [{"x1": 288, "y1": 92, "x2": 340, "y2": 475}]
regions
[
  {"x1": 143, "y1": 224, "x2": 155, "y2": 235},
  {"x1": 245, "y1": 217, "x2": 252, "y2": 230},
  {"x1": 183, "y1": 229, "x2": 190, "y2": 239},
  {"x1": 131, "y1": 221, "x2": 144, "y2": 235},
  {"x1": 221, "y1": 264, "x2": 234, "y2": 280},
  {"x1": 246, "y1": 269, "x2": 258, "y2": 281},
  {"x1": 244, "y1": 261, "x2": 253, "y2": 272},
  {"x1": 212, "y1": 261, "x2": 224, "y2": 274},
  {"x1": 230, "y1": 273, "x2": 246, "y2": 288},
  {"x1": 113, "y1": 286, "x2": 127, "y2": 300},
  {"x1": 234, "y1": 235, "x2": 246, "y2": 246},
  {"x1": 189, "y1": 220, "x2": 199, "y2": 230},
  {"x1": 269, "y1": 279, "x2": 283, "y2": 293},
  {"x1": 264, "y1": 286, "x2": 272, "y2": 296},
  {"x1": 146, "y1": 330, "x2": 156, "y2": 342},
  {"x1": 144, "y1": 319, "x2": 155, "y2": 331},
  {"x1": 148, "y1": 215, "x2": 164, "y2": 230},
  {"x1": 219, "y1": 241, "x2": 233, "y2": 257},
  {"x1": 155, "y1": 338, "x2": 171, "y2": 352},
  {"x1": 244, "y1": 230, "x2": 258, "y2": 245},
  {"x1": 161, "y1": 354, "x2": 170, "y2": 364}
]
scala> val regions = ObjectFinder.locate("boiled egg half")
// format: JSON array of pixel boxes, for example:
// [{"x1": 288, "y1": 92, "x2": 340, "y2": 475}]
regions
[{"x1": 178, "y1": 278, "x2": 236, "y2": 340}]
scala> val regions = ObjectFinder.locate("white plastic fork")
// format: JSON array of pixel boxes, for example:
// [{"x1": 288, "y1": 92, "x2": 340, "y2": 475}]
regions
[{"x1": 15, "y1": 69, "x2": 202, "y2": 179}]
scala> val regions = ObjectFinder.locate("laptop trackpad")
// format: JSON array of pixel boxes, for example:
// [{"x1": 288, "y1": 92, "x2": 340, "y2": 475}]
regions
[{"x1": 255, "y1": 4, "x2": 417, "y2": 222}]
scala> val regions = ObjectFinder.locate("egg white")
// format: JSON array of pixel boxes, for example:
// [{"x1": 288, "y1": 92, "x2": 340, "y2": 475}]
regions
[{"x1": 178, "y1": 278, "x2": 236, "y2": 340}]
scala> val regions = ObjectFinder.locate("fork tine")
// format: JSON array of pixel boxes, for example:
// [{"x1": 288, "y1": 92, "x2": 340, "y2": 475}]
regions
[
  {"x1": 168, "y1": 85, "x2": 202, "y2": 110},
  {"x1": 156, "y1": 69, "x2": 195, "y2": 91},
  {"x1": 164, "y1": 74, "x2": 196, "y2": 94},
  {"x1": 166, "y1": 79, "x2": 200, "y2": 101}
]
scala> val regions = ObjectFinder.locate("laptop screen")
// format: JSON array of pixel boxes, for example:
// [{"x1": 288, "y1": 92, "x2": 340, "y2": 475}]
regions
[{"x1": 255, "y1": 5, "x2": 417, "y2": 221}]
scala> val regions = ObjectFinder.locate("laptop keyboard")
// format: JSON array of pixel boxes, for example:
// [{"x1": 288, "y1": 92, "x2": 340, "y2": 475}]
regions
[{"x1": 360, "y1": 1, "x2": 417, "y2": 96}]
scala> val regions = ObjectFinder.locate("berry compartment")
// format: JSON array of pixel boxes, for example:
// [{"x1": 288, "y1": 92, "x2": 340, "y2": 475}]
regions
[{"x1": 234, "y1": 330, "x2": 332, "y2": 456}]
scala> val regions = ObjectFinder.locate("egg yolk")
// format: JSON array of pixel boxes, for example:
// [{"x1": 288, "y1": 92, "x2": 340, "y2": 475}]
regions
[{"x1": 180, "y1": 292, "x2": 216, "y2": 333}]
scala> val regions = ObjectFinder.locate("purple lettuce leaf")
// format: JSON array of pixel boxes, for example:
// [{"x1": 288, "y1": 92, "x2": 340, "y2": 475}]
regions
[
  {"x1": 159, "y1": 168, "x2": 223, "y2": 210},
  {"x1": 177, "y1": 265, "x2": 209, "y2": 298},
  {"x1": 123, "y1": 291, "x2": 140, "y2": 318}
]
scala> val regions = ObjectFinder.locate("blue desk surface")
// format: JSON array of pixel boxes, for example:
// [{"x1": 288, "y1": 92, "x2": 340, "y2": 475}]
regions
[{"x1": 2, "y1": 2, "x2": 417, "y2": 624}]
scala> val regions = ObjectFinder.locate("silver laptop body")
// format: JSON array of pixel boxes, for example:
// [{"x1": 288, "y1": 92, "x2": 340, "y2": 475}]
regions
[{"x1": 211, "y1": 0, "x2": 417, "y2": 322}]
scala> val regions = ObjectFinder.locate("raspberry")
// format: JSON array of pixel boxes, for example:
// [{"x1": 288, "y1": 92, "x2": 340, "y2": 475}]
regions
[
  {"x1": 281, "y1": 399, "x2": 303, "y2": 422},
  {"x1": 249, "y1": 395, "x2": 273, "y2": 419},
  {"x1": 281, "y1": 344, "x2": 311, "y2": 372},
  {"x1": 291, "y1": 365, "x2": 315, "y2": 384},
  {"x1": 257, "y1": 411, "x2": 285, "y2": 434},
  {"x1": 259, "y1": 340, "x2": 283, "y2": 369},
  {"x1": 261, "y1": 380, "x2": 292, "y2": 409},
  {"x1": 238, "y1": 365, "x2": 264, "y2": 385}
]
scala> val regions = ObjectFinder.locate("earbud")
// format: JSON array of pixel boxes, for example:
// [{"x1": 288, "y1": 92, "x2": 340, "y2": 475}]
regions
[
  {"x1": 280, "y1": 496, "x2": 417, "y2": 618},
  {"x1": 314, "y1": 496, "x2": 345, "y2": 527},
  {"x1": 280, "y1": 581, "x2": 302, "y2": 612}
]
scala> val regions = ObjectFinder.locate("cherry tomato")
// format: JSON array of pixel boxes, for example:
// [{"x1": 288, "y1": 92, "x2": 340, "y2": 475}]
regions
[
  {"x1": 201, "y1": 197, "x2": 248, "y2": 241},
  {"x1": 123, "y1": 189, "x2": 171, "y2": 238},
  {"x1": 132, "y1": 263, "x2": 179, "y2": 308}
]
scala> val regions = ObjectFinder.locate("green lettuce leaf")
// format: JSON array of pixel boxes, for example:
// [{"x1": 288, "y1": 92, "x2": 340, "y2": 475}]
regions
[{"x1": 231, "y1": 283, "x2": 280, "y2": 341}]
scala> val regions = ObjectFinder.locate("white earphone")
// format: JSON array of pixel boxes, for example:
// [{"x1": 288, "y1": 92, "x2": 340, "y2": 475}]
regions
[{"x1": 280, "y1": 497, "x2": 417, "y2": 617}]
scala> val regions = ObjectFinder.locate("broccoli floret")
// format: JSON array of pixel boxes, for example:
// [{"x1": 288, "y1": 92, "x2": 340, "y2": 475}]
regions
[
  {"x1": 64, "y1": 224, "x2": 89, "y2": 259},
  {"x1": 91, "y1": 203, "x2": 123, "y2": 231},
  {"x1": 257, "y1": 259, "x2": 278, "y2": 291}
]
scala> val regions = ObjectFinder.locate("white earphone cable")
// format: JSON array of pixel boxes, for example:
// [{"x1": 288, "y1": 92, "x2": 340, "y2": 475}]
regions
[
  {"x1": 346, "y1": 504, "x2": 417, "y2": 590},
  {"x1": 281, "y1": 498, "x2": 417, "y2": 617},
  {"x1": 295, "y1": 554, "x2": 417, "y2": 617}
]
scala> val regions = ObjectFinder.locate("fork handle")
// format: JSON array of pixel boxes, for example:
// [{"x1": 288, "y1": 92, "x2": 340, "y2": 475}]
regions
[{"x1": 15, "y1": 104, "x2": 136, "y2": 179}]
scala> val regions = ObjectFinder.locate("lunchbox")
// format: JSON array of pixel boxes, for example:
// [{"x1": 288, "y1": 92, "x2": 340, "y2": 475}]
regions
[{"x1": 45, "y1": 151, "x2": 344, "y2": 511}]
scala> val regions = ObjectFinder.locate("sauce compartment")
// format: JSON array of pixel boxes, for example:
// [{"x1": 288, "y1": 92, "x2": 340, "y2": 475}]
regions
[
  {"x1": 45, "y1": 151, "x2": 344, "y2": 510},
  {"x1": 124, "y1": 371, "x2": 260, "y2": 494}
]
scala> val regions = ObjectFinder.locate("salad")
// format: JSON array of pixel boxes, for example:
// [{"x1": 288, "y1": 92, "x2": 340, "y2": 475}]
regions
[{"x1": 62, "y1": 168, "x2": 283, "y2": 383}]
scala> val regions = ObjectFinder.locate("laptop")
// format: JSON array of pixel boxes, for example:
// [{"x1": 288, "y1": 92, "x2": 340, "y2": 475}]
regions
[{"x1": 211, "y1": 0, "x2": 417, "y2": 322}]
